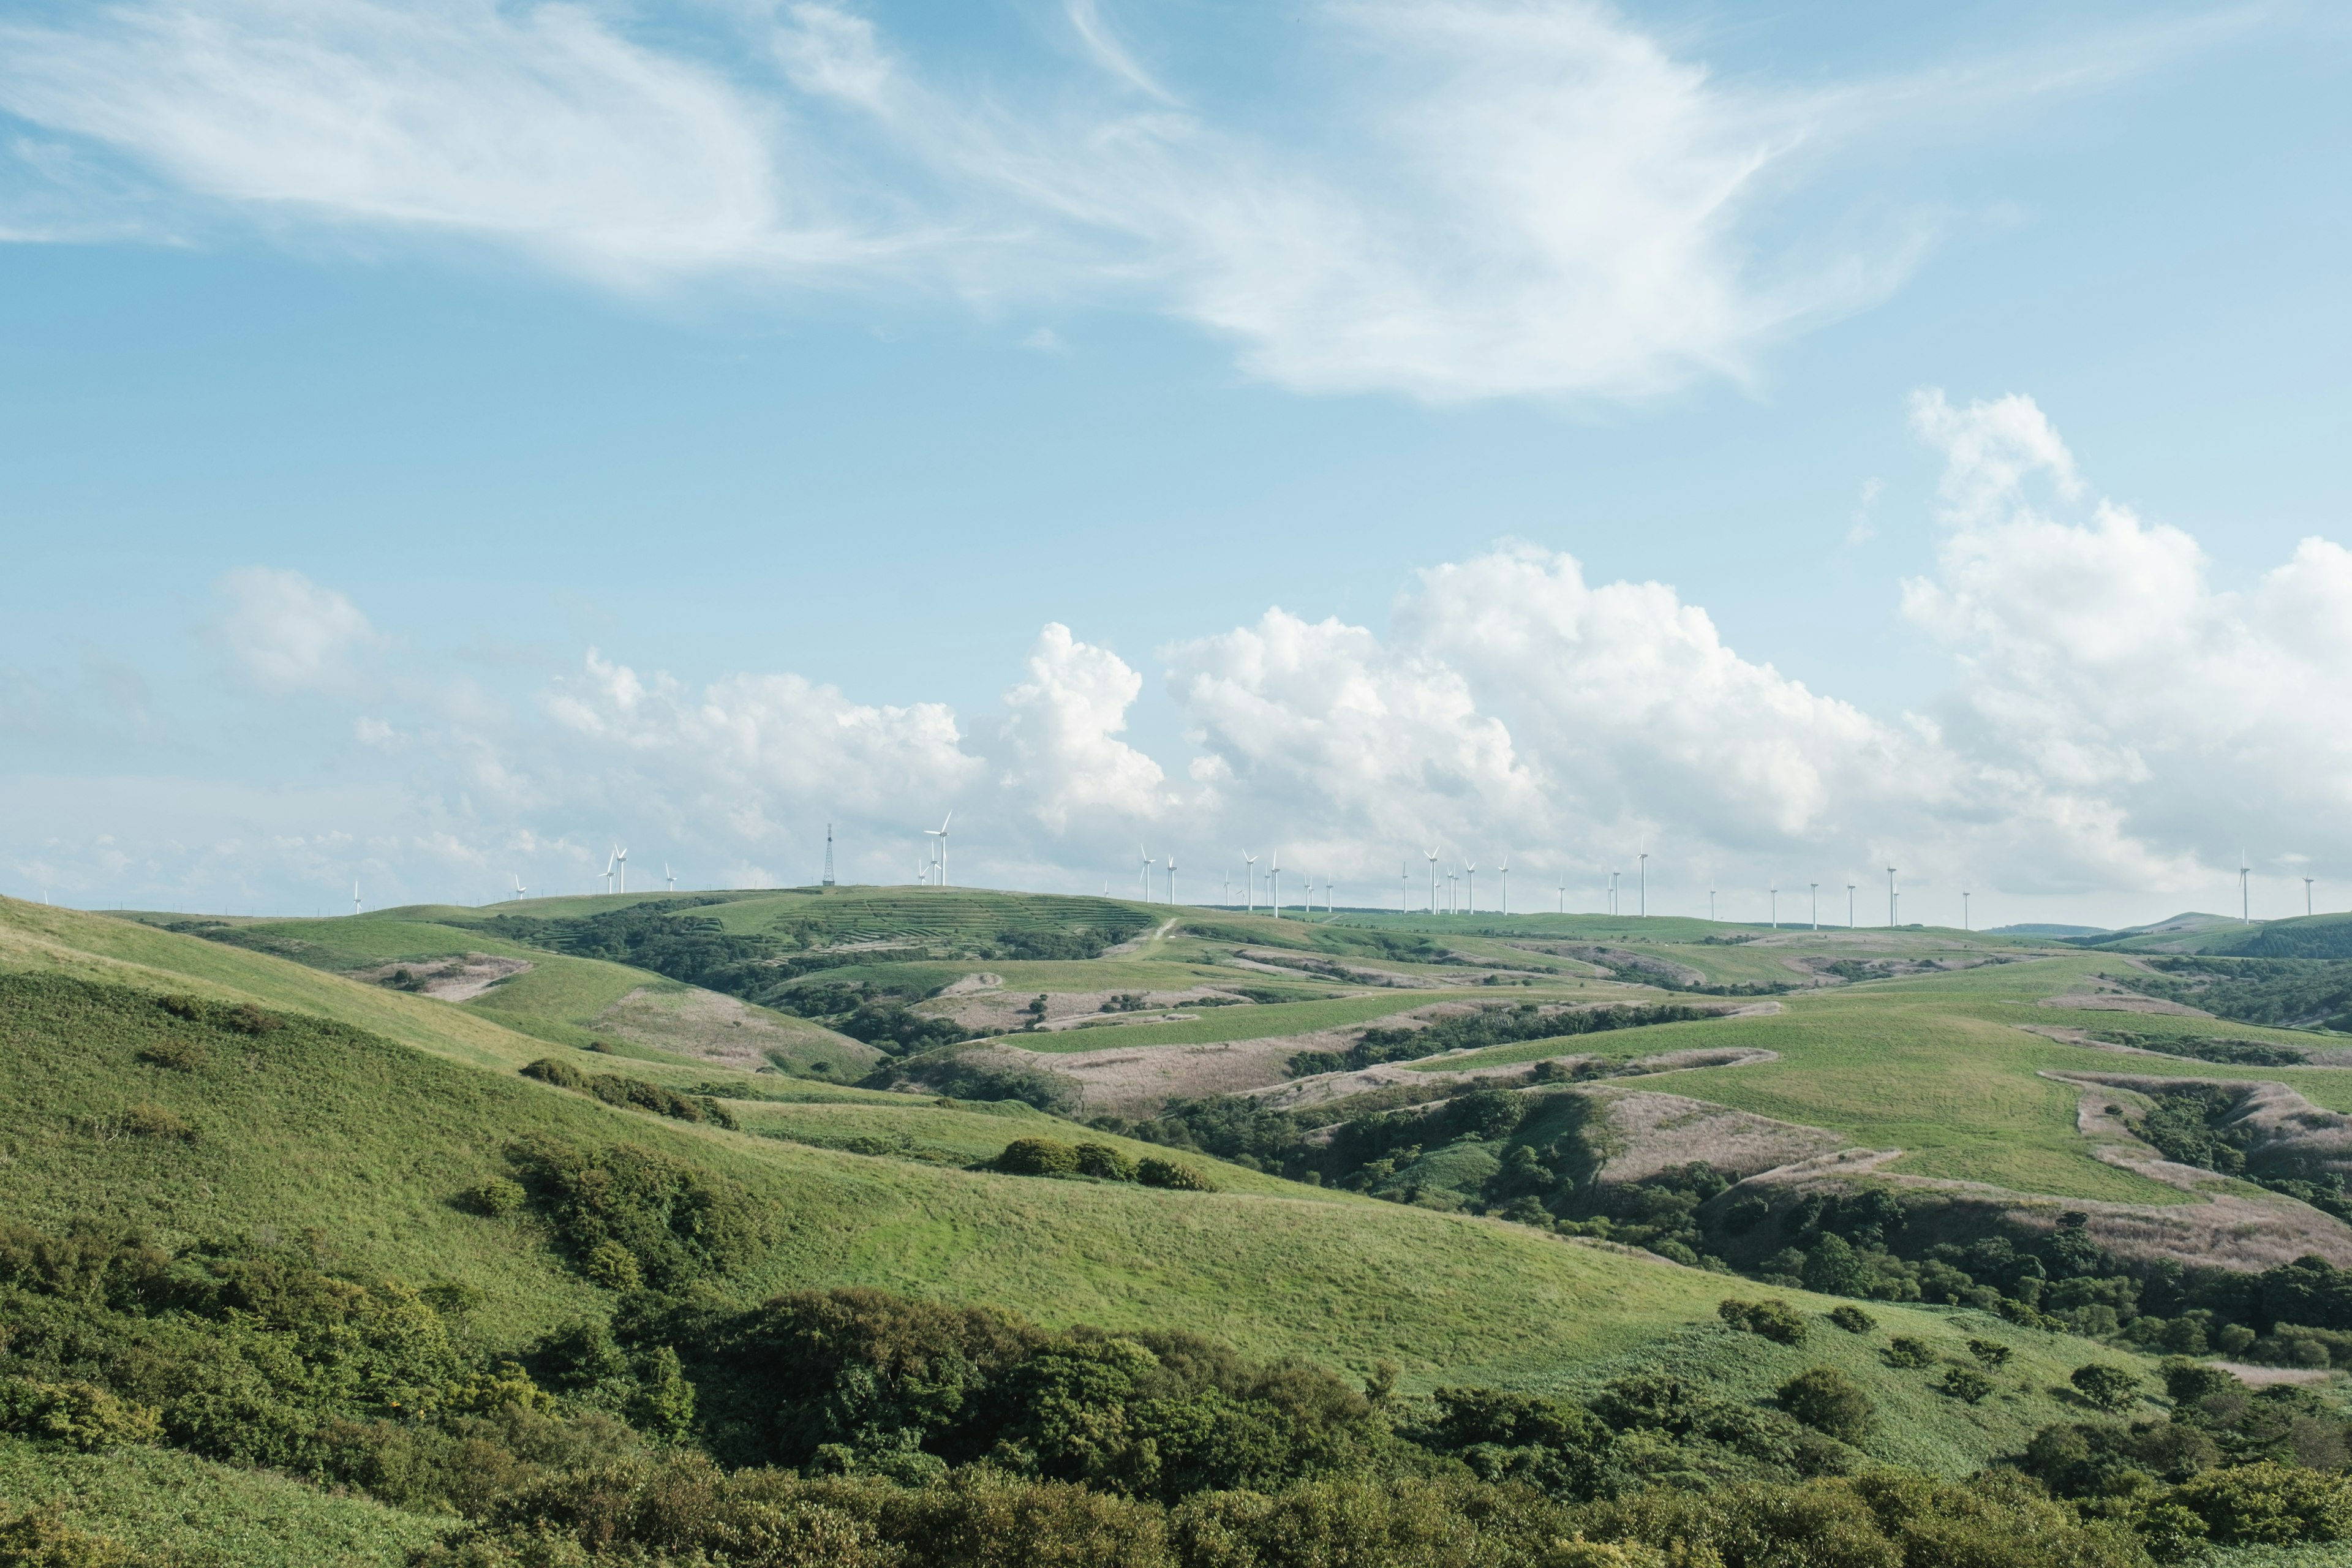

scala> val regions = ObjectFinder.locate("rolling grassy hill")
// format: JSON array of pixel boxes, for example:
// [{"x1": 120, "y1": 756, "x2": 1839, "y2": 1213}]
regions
[{"x1": 11, "y1": 891, "x2": 2352, "y2": 1564}]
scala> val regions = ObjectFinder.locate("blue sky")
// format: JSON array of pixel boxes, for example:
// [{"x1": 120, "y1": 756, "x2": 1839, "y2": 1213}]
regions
[{"x1": 2, "y1": 0, "x2": 2349, "y2": 926}]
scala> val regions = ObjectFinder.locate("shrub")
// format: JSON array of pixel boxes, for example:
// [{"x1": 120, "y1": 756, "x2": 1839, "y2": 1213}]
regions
[
  {"x1": 1828, "y1": 1305, "x2": 1875, "y2": 1335},
  {"x1": 465, "y1": 1178, "x2": 527, "y2": 1217},
  {"x1": 1136, "y1": 1157, "x2": 1217, "y2": 1191},
  {"x1": 1720, "y1": 1298, "x2": 1808, "y2": 1346},
  {"x1": 0, "y1": 1507, "x2": 151, "y2": 1568},
  {"x1": 2160, "y1": 1356, "x2": 2238, "y2": 1403},
  {"x1": 121, "y1": 1105, "x2": 196, "y2": 1142},
  {"x1": 1937, "y1": 1366, "x2": 1994, "y2": 1404},
  {"x1": 997, "y1": 1137, "x2": 1082, "y2": 1176},
  {"x1": 1883, "y1": 1336, "x2": 1936, "y2": 1370},
  {"x1": 0, "y1": 1378, "x2": 162, "y2": 1450},
  {"x1": 505, "y1": 1135, "x2": 772, "y2": 1289},
  {"x1": 2165, "y1": 1460, "x2": 2352, "y2": 1545},
  {"x1": 1075, "y1": 1142, "x2": 1139, "y2": 1181},
  {"x1": 2070, "y1": 1363, "x2": 2140, "y2": 1412},
  {"x1": 520, "y1": 1057, "x2": 586, "y2": 1089},
  {"x1": 582, "y1": 1241, "x2": 643, "y2": 1291},
  {"x1": 1776, "y1": 1367, "x2": 1871, "y2": 1443},
  {"x1": 135, "y1": 1039, "x2": 206, "y2": 1072},
  {"x1": 224, "y1": 1002, "x2": 281, "y2": 1036},
  {"x1": 1966, "y1": 1338, "x2": 2012, "y2": 1368}
]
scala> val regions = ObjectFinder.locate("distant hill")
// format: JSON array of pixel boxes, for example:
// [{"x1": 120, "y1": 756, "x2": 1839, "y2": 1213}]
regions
[{"x1": 1985, "y1": 922, "x2": 2108, "y2": 937}]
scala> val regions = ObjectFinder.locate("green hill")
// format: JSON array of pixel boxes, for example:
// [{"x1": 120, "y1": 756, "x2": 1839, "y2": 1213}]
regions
[{"x1": 10, "y1": 892, "x2": 2352, "y2": 1565}]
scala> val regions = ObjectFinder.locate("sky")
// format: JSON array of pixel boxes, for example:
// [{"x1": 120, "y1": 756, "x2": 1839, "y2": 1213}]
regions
[{"x1": 2, "y1": 0, "x2": 2349, "y2": 929}]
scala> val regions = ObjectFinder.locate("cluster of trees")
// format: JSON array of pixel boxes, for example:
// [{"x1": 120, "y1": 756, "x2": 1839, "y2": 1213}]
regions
[
  {"x1": 15, "y1": 1213, "x2": 2352, "y2": 1565},
  {"x1": 518, "y1": 1057, "x2": 741, "y2": 1130},
  {"x1": 2094, "y1": 1030, "x2": 2310, "y2": 1067},
  {"x1": 1289, "y1": 1001, "x2": 1719, "y2": 1077},
  {"x1": 2109, "y1": 956, "x2": 2352, "y2": 1032},
  {"x1": 992, "y1": 1136, "x2": 1216, "y2": 1190}
]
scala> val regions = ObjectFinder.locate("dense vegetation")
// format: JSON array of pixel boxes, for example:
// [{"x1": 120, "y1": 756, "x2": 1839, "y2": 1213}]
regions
[
  {"x1": 1287, "y1": 1000, "x2": 1721, "y2": 1076},
  {"x1": 2108, "y1": 957, "x2": 2352, "y2": 1032}
]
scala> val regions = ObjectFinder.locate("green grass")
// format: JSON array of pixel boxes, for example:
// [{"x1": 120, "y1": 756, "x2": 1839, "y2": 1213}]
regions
[{"x1": 0, "y1": 1436, "x2": 447, "y2": 1566}]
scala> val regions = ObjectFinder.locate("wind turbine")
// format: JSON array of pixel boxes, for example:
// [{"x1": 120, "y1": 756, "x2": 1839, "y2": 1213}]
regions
[
  {"x1": 665, "y1": 863, "x2": 676, "y2": 894},
  {"x1": 1811, "y1": 882, "x2": 1819, "y2": 932},
  {"x1": 1224, "y1": 870, "x2": 1232, "y2": 907},
  {"x1": 1426, "y1": 849, "x2": 1439, "y2": 913},
  {"x1": 1709, "y1": 890, "x2": 1716, "y2": 922},
  {"x1": 352, "y1": 879, "x2": 361, "y2": 917},
  {"x1": 1608, "y1": 870, "x2": 1619, "y2": 919},
  {"x1": 1243, "y1": 852, "x2": 1257, "y2": 913},
  {"x1": 1166, "y1": 855, "x2": 1177, "y2": 907},
  {"x1": 1401, "y1": 862, "x2": 1409, "y2": 913},
  {"x1": 1847, "y1": 882, "x2": 1856, "y2": 929},
  {"x1": 1464, "y1": 861, "x2": 1477, "y2": 915},
  {"x1": 1887, "y1": 866, "x2": 1898, "y2": 928},
  {"x1": 926, "y1": 813, "x2": 952, "y2": 887},
  {"x1": 602, "y1": 848, "x2": 616, "y2": 895},
  {"x1": 1962, "y1": 889, "x2": 1970, "y2": 932},
  {"x1": 1498, "y1": 856, "x2": 1509, "y2": 916},
  {"x1": 1558, "y1": 878, "x2": 1566, "y2": 914},
  {"x1": 1271, "y1": 851, "x2": 1281, "y2": 919},
  {"x1": 2306, "y1": 876, "x2": 2317, "y2": 917},
  {"x1": 512, "y1": 874, "x2": 526, "y2": 902},
  {"x1": 614, "y1": 845, "x2": 627, "y2": 895},
  {"x1": 1770, "y1": 882, "x2": 1778, "y2": 930},
  {"x1": 1139, "y1": 845, "x2": 1153, "y2": 902},
  {"x1": 1638, "y1": 849, "x2": 1648, "y2": 918},
  {"x1": 2241, "y1": 851, "x2": 2250, "y2": 924}
]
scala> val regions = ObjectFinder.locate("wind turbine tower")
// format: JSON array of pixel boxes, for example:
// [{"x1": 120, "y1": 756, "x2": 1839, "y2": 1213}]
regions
[
  {"x1": 1139, "y1": 845, "x2": 1153, "y2": 902},
  {"x1": 602, "y1": 849, "x2": 615, "y2": 895},
  {"x1": 615, "y1": 846, "x2": 627, "y2": 895},
  {"x1": 1558, "y1": 878, "x2": 1566, "y2": 914},
  {"x1": 1400, "y1": 862, "x2": 1409, "y2": 913},
  {"x1": 1464, "y1": 861, "x2": 1477, "y2": 915},
  {"x1": 1426, "y1": 849, "x2": 1439, "y2": 913},
  {"x1": 352, "y1": 880, "x2": 361, "y2": 918},
  {"x1": 1770, "y1": 882, "x2": 1778, "y2": 930},
  {"x1": 823, "y1": 824, "x2": 835, "y2": 888},
  {"x1": 512, "y1": 874, "x2": 526, "y2": 903},
  {"x1": 1847, "y1": 882, "x2": 1856, "y2": 929},
  {"x1": 665, "y1": 863, "x2": 676, "y2": 894},
  {"x1": 1498, "y1": 856, "x2": 1509, "y2": 916},
  {"x1": 1962, "y1": 890, "x2": 1970, "y2": 932},
  {"x1": 926, "y1": 813, "x2": 952, "y2": 887},
  {"x1": 1887, "y1": 866, "x2": 1898, "y2": 928},
  {"x1": 1166, "y1": 856, "x2": 1177, "y2": 907},
  {"x1": 2306, "y1": 876, "x2": 2317, "y2": 917},
  {"x1": 1810, "y1": 882, "x2": 1819, "y2": 932},
  {"x1": 1709, "y1": 890, "x2": 1716, "y2": 922},
  {"x1": 1243, "y1": 852, "x2": 1257, "y2": 913},
  {"x1": 1271, "y1": 851, "x2": 1281, "y2": 919},
  {"x1": 1638, "y1": 850, "x2": 1648, "y2": 918},
  {"x1": 2241, "y1": 851, "x2": 2251, "y2": 924}
]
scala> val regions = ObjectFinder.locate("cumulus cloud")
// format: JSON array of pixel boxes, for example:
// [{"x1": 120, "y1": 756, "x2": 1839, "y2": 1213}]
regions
[
  {"x1": 1904, "y1": 388, "x2": 2352, "y2": 872},
  {"x1": 0, "y1": 0, "x2": 2172, "y2": 401},
  {"x1": 211, "y1": 565, "x2": 375, "y2": 692},
  {"x1": 997, "y1": 624, "x2": 1168, "y2": 831}
]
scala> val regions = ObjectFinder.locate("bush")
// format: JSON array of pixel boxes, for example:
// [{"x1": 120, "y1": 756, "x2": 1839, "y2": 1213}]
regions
[
  {"x1": 997, "y1": 1137, "x2": 1082, "y2": 1176},
  {"x1": 2071, "y1": 1363, "x2": 2140, "y2": 1412},
  {"x1": 1883, "y1": 1336, "x2": 1936, "y2": 1370},
  {"x1": 2160, "y1": 1356, "x2": 2238, "y2": 1403},
  {"x1": 0, "y1": 1378, "x2": 162, "y2": 1450},
  {"x1": 1937, "y1": 1366, "x2": 1994, "y2": 1404},
  {"x1": 0, "y1": 1507, "x2": 154, "y2": 1567},
  {"x1": 1828, "y1": 1305, "x2": 1875, "y2": 1335},
  {"x1": 521, "y1": 1057, "x2": 586, "y2": 1089},
  {"x1": 1967, "y1": 1338, "x2": 2012, "y2": 1368},
  {"x1": 1719, "y1": 1298, "x2": 1807, "y2": 1346},
  {"x1": 2165, "y1": 1460, "x2": 2352, "y2": 1545},
  {"x1": 119, "y1": 1105, "x2": 196, "y2": 1142},
  {"x1": 1075, "y1": 1142, "x2": 1139, "y2": 1181},
  {"x1": 505, "y1": 1135, "x2": 772, "y2": 1289},
  {"x1": 1136, "y1": 1157, "x2": 1217, "y2": 1191},
  {"x1": 1776, "y1": 1367, "x2": 1871, "y2": 1443},
  {"x1": 464, "y1": 1178, "x2": 527, "y2": 1216},
  {"x1": 134, "y1": 1038, "x2": 206, "y2": 1072}
]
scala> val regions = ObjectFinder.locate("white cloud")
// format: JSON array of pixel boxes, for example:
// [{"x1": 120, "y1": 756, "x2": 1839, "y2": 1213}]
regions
[
  {"x1": 1902, "y1": 388, "x2": 2352, "y2": 872},
  {"x1": 997, "y1": 624, "x2": 1167, "y2": 831},
  {"x1": 211, "y1": 565, "x2": 375, "y2": 692},
  {"x1": 0, "y1": 0, "x2": 2169, "y2": 401}
]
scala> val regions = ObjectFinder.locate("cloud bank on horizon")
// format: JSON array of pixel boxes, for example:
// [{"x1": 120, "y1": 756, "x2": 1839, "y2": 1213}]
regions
[
  {"x1": 11, "y1": 391, "x2": 2350, "y2": 920},
  {"x1": 0, "y1": 0, "x2": 2194, "y2": 402}
]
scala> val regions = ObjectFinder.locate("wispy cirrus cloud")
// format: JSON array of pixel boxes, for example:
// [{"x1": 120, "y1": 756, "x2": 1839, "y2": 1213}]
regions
[{"x1": 0, "y1": 0, "x2": 2211, "y2": 399}]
